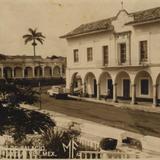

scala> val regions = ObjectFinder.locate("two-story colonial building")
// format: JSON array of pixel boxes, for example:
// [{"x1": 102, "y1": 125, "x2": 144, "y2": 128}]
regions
[
  {"x1": 0, "y1": 55, "x2": 66, "y2": 79},
  {"x1": 61, "y1": 6, "x2": 160, "y2": 106}
]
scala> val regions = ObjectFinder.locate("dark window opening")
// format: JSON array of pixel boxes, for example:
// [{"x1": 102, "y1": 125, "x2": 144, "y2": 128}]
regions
[
  {"x1": 103, "y1": 46, "x2": 108, "y2": 66},
  {"x1": 87, "y1": 47, "x2": 93, "y2": 62},
  {"x1": 119, "y1": 43, "x2": 126, "y2": 63},
  {"x1": 73, "y1": 49, "x2": 79, "y2": 62},
  {"x1": 141, "y1": 79, "x2": 149, "y2": 95},
  {"x1": 140, "y1": 41, "x2": 148, "y2": 62}
]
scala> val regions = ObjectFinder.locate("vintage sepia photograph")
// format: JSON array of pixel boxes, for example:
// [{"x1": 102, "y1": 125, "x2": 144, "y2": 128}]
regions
[{"x1": 0, "y1": 0, "x2": 160, "y2": 159}]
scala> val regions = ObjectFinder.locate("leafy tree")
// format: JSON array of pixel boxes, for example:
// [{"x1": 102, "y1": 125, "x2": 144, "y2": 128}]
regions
[
  {"x1": 0, "y1": 82, "x2": 39, "y2": 107},
  {"x1": 0, "y1": 80, "x2": 56, "y2": 144},
  {"x1": 23, "y1": 28, "x2": 45, "y2": 56},
  {"x1": 0, "y1": 107, "x2": 55, "y2": 145}
]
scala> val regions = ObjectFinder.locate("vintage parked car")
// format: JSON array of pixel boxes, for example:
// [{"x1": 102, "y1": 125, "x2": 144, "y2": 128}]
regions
[
  {"x1": 47, "y1": 85, "x2": 68, "y2": 99},
  {"x1": 73, "y1": 86, "x2": 83, "y2": 96}
]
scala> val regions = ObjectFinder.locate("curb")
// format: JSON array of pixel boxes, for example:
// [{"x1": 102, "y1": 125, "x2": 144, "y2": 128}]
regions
[{"x1": 68, "y1": 95, "x2": 160, "y2": 114}]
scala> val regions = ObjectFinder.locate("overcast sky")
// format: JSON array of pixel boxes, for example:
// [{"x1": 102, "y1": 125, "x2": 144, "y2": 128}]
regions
[{"x1": 0, "y1": 0, "x2": 160, "y2": 57}]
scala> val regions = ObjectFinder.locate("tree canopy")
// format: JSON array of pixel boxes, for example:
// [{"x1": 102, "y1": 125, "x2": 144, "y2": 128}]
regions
[{"x1": 23, "y1": 28, "x2": 45, "y2": 56}]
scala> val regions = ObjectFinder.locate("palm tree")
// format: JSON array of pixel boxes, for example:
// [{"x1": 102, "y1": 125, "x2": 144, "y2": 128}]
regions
[{"x1": 23, "y1": 28, "x2": 45, "y2": 56}]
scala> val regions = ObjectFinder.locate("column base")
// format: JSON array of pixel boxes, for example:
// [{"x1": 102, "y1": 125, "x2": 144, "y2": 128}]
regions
[
  {"x1": 97, "y1": 97, "x2": 101, "y2": 100},
  {"x1": 113, "y1": 100, "x2": 118, "y2": 103},
  {"x1": 152, "y1": 103, "x2": 158, "y2": 107},
  {"x1": 130, "y1": 101, "x2": 137, "y2": 105}
]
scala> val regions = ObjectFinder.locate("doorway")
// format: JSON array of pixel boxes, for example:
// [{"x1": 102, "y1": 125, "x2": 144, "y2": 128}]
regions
[
  {"x1": 94, "y1": 79, "x2": 97, "y2": 97},
  {"x1": 123, "y1": 79, "x2": 130, "y2": 99},
  {"x1": 107, "y1": 79, "x2": 113, "y2": 98}
]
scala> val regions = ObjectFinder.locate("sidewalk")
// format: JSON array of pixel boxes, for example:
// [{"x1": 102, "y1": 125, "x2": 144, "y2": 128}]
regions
[
  {"x1": 21, "y1": 104, "x2": 160, "y2": 158},
  {"x1": 69, "y1": 95, "x2": 160, "y2": 114}
]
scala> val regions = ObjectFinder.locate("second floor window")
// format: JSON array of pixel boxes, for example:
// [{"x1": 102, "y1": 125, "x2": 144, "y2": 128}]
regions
[
  {"x1": 73, "y1": 49, "x2": 79, "y2": 63},
  {"x1": 119, "y1": 43, "x2": 126, "y2": 64},
  {"x1": 103, "y1": 46, "x2": 108, "y2": 66},
  {"x1": 87, "y1": 47, "x2": 93, "y2": 62},
  {"x1": 140, "y1": 40, "x2": 148, "y2": 62}
]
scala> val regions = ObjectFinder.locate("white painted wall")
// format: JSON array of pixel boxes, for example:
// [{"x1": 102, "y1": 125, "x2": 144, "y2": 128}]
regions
[
  {"x1": 65, "y1": 9, "x2": 160, "y2": 100},
  {"x1": 67, "y1": 32, "x2": 112, "y2": 69},
  {"x1": 66, "y1": 10, "x2": 160, "y2": 69}
]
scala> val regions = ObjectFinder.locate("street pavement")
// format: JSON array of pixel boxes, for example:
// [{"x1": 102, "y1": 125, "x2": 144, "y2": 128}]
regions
[
  {"x1": 22, "y1": 98, "x2": 160, "y2": 159},
  {"x1": 34, "y1": 93, "x2": 160, "y2": 138}
]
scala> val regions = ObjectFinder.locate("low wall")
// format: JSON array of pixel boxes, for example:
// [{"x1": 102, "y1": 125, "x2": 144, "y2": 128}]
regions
[{"x1": 141, "y1": 136, "x2": 160, "y2": 154}]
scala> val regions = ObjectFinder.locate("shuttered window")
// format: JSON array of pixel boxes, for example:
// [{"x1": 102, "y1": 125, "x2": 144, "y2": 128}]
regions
[
  {"x1": 103, "y1": 46, "x2": 108, "y2": 66},
  {"x1": 87, "y1": 47, "x2": 93, "y2": 62},
  {"x1": 73, "y1": 49, "x2": 79, "y2": 63},
  {"x1": 140, "y1": 41, "x2": 148, "y2": 62},
  {"x1": 119, "y1": 43, "x2": 126, "y2": 63}
]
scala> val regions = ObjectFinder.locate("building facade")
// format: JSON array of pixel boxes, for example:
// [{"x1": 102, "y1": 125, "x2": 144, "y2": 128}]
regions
[
  {"x1": 61, "y1": 7, "x2": 160, "y2": 106},
  {"x1": 0, "y1": 55, "x2": 66, "y2": 79}
]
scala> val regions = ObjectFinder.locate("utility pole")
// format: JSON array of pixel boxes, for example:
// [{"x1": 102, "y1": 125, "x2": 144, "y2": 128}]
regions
[
  {"x1": 38, "y1": 61, "x2": 42, "y2": 110},
  {"x1": 39, "y1": 81, "x2": 42, "y2": 110}
]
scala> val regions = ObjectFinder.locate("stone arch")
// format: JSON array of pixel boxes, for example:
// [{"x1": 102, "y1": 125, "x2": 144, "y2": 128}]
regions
[
  {"x1": 14, "y1": 67, "x2": 23, "y2": 78},
  {"x1": 3, "y1": 67, "x2": 12, "y2": 78},
  {"x1": 84, "y1": 72, "x2": 97, "y2": 97},
  {"x1": 71, "y1": 72, "x2": 78, "y2": 83},
  {"x1": 155, "y1": 73, "x2": 160, "y2": 101},
  {"x1": 24, "y1": 67, "x2": 33, "y2": 78},
  {"x1": 44, "y1": 66, "x2": 52, "y2": 77},
  {"x1": 84, "y1": 72, "x2": 96, "y2": 82},
  {"x1": 115, "y1": 71, "x2": 131, "y2": 99},
  {"x1": 155, "y1": 73, "x2": 160, "y2": 85},
  {"x1": 71, "y1": 72, "x2": 83, "y2": 95},
  {"x1": 134, "y1": 71, "x2": 153, "y2": 99},
  {"x1": 98, "y1": 72, "x2": 113, "y2": 98},
  {"x1": 53, "y1": 66, "x2": 61, "y2": 77},
  {"x1": 35, "y1": 66, "x2": 43, "y2": 77},
  {"x1": 114, "y1": 70, "x2": 131, "y2": 83}
]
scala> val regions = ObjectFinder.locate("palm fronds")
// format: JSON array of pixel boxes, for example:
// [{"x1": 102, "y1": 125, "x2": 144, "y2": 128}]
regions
[
  {"x1": 23, "y1": 28, "x2": 45, "y2": 45},
  {"x1": 22, "y1": 28, "x2": 45, "y2": 56}
]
